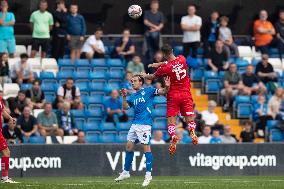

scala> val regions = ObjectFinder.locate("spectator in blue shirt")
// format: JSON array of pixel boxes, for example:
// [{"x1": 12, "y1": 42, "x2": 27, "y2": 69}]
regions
[
  {"x1": 253, "y1": 94, "x2": 273, "y2": 137},
  {"x1": 66, "y1": 4, "x2": 86, "y2": 62},
  {"x1": 121, "y1": 71, "x2": 134, "y2": 94},
  {"x1": 105, "y1": 90, "x2": 128, "y2": 123},
  {"x1": 0, "y1": 0, "x2": 16, "y2": 57},
  {"x1": 210, "y1": 129, "x2": 222, "y2": 144},
  {"x1": 113, "y1": 28, "x2": 135, "y2": 61}
]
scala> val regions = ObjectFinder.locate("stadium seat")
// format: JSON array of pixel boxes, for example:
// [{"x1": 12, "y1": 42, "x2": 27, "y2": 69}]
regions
[
  {"x1": 173, "y1": 46, "x2": 183, "y2": 56},
  {"x1": 100, "y1": 122, "x2": 116, "y2": 132},
  {"x1": 237, "y1": 103, "x2": 252, "y2": 119},
  {"x1": 116, "y1": 122, "x2": 132, "y2": 131},
  {"x1": 266, "y1": 120, "x2": 278, "y2": 133},
  {"x1": 107, "y1": 58, "x2": 124, "y2": 67},
  {"x1": 29, "y1": 136, "x2": 46, "y2": 144},
  {"x1": 85, "y1": 109, "x2": 103, "y2": 118},
  {"x1": 89, "y1": 69, "x2": 108, "y2": 80},
  {"x1": 89, "y1": 81, "x2": 106, "y2": 92},
  {"x1": 15, "y1": 45, "x2": 27, "y2": 57},
  {"x1": 40, "y1": 71, "x2": 56, "y2": 80},
  {"x1": 153, "y1": 96, "x2": 167, "y2": 104},
  {"x1": 71, "y1": 110, "x2": 85, "y2": 118},
  {"x1": 126, "y1": 109, "x2": 134, "y2": 118},
  {"x1": 42, "y1": 58, "x2": 58, "y2": 73},
  {"x1": 238, "y1": 46, "x2": 253, "y2": 57},
  {"x1": 28, "y1": 58, "x2": 41, "y2": 74},
  {"x1": 33, "y1": 109, "x2": 44, "y2": 118},
  {"x1": 41, "y1": 83, "x2": 58, "y2": 92},
  {"x1": 20, "y1": 83, "x2": 32, "y2": 91},
  {"x1": 88, "y1": 95, "x2": 103, "y2": 104},
  {"x1": 45, "y1": 92, "x2": 56, "y2": 103},
  {"x1": 7, "y1": 57, "x2": 20, "y2": 70},
  {"x1": 233, "y1": 96, "x2": 251, "y2": 108},
  {"x1": 74, "y1": 118, "x2": 85, "y2": 130},
  {"x1": 57, "y1": 70, "x2": 74, "y2": 80},
  {"x1": 271, "y1": 129, "x2": 284, "y2": 142},
  {"x1": 152, "y1": 109, "x2": 167, "y2": 118},
  {"x1": 3, "y1": 83, "x2": 20, "y2": 99},
  {"x1": 91, "y1": 59, "x2": 107, "y2": 67},
  {"x1": 108, "y1": 81, "x2": 121, "y2": 90},
  {"x1": 109, "y1": 69, "x2": 124, "y2": 80},
  {"x1": 63, "y1": 136, "x2": 78, "y2": 144},
  {"x1": 87, "y1": 118, "x2": 101, "y2": 126},
  {"x1": 153, "y1": 122, "x2": 167, "y2": 130},
  {"x1": 84, "y1": 122, "x2": 100, "y2": 132},
  {"x1": 116, "y1": 135, "x2": 127, "y2": 143},
  {"x1": 251, "y1": 58, "x2": 261, "y2": 66},
  {"x1": 100, "y1": 133, "x2": 116, "y2": 143},
  {"x1": 105, "y1": 46, "x2": 115, "y2": 56},
  {"x1": 74, "y1": 70, "x2": 90, "y2": 80},
  {"x1": 269, "y1": 58, "x2": 282, "y2": 70},
  {"x1": 205, "y1": 79, "x2": 221, "y2": 93},
  {"x1": 75, "y1": 81, "x2": 89, "y2": 92},
  {"x1": 181, "y1": 133, "x2": 192, "y2": 143},
  {"x1": 190, "y1": 68, "x2": 204, "y2": 81},
  {"x1": 58, "y1": 59, "x2": 73, "y2": 67},
  {"x1": 86, "y1": 135, "x2": 100, "y2": 143},
  {"x1": 75, "y1": 59, "x2": 90, "y2": 67}
]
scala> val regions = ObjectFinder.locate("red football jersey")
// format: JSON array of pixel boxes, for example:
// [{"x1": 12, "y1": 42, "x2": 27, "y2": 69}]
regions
[
  {"x1": 0, "y1": 96, "x2": 4, "y2": 130},
  {"x1": 154, "y1": 55, "x2": 191, "y2": 94}
]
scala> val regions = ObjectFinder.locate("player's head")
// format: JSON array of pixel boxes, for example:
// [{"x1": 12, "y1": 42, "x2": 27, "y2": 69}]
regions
[
  {"x1": 131, "y1": 75, "x2": 144, "y2": 90},
  {"x1": 161, "y1": 44, "x2": 173, "y2": 59},
  {"x1": 39, "y1": 0, "x2": 48, "y2": 12},
  {"x1": 70, "y1": 4, "x2": 78, "y2": 14},
  {"x1": 94, "y1": 27, "x2": 103, "y2": 39}
]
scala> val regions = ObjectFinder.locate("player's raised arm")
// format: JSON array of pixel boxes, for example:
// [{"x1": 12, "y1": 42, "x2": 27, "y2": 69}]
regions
[
  {"x1": 148, "y1": 61, "x2": 166, "y2": 68},
  {"x1": 120, "y1": 89, "x2": 130, "y2": 110},
  {"x1": 158, "y1": 76, "x2": 171, "y2": 96}
]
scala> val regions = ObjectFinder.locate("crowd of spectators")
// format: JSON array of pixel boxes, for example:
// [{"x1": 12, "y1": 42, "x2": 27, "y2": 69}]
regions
[{"x1": 0, "y1": 0, "x2": 284, "y2": 144}]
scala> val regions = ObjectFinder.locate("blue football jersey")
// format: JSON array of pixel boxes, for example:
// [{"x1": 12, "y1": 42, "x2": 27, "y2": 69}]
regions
[{"x1": 127, "y1": 87, "x2": 158, "y2": 126}]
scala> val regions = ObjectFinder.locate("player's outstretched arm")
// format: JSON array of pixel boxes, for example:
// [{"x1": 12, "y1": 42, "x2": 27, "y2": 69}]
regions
[
  {"x1": 158, "y1": 76, "x2": 171, "y2": 96},
  {"x1": 120, "y1": 89, "x2": 130, "y2": 110},
  {"x1": 140, "y1": 72, "x2": 156, "y2": 80},
  {"x1": 148, "y1": 61, "x2": 165, "y2": 68}
]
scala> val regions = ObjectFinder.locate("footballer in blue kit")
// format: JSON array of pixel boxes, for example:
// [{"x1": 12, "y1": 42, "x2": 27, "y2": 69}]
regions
[{"x1": 114, "y1": 75, "x2": 170, "y2": 187}]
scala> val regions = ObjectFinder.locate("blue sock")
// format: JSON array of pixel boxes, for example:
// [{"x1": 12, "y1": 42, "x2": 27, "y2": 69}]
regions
[
  {"x1": 124, "y1": 151, "x2": 134, "y2": 171},
  {"x1": 145, "y1": 152, "x2": 153, "y2": 173}
]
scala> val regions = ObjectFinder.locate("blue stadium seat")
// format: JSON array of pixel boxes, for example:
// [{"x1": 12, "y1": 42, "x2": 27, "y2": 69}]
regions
[
  {"x1": 57, "y1": 70, "x2": 74, "y2": 80},
  {"x1": 89, "y1": 81, "x2": 106, "y2": 92},
  {"x1": 84, "y1": 122, "x2": 100, "y2": 132},
  {"x1": 71, "y1": 110, "x2": 85, "y2": 118},
  {"x1": 234, "y1": 96, "x2": 251, "y2": 109},
  {"x1": 86, "y1": 135, "x2": 100, "y2": 143},
  {"x1": 152, "y1": 109, "x2": 167, "y2": 118},
  {"x1": 205, "y1": 79, "x2": 220, "y2": 93},
  {"x1": 74, "y1": 70, "x2": 90, "y2": 80},
  {"x1": 87, "y1": 118, "x2": 101, "y2": 125},
  {"x1": 89, "y1": 70, "x2": 108, "y2": 80},
  {"x1": 100, "y1": 133, "x2": 116, "y2": 143},
  {"x1": 154, "y1": 119, "x2": 167, "y2": 127},
  {"x1": 29, "y1": 136, "x2": 46, "y2": 144},
  {"x1": 197, "y1": 47, "x2": 204, "y2": 55},
  {"x1": 116, "y1": 122, "x2": 132, "y2": 131},
  {"x1": 108, "y1": 81, "x2": 121, "y2": 90},
  {"x1": 88, "y1": 95, "x2": 103, "y2": 104},
  {"x1": 20, "y1": 83, "x2": 32, "y2": 91},
  {"x1": 58, "y1": 59, "x2": 72, "y2": 67},
  {"x1": 237, "y1": 103, "x2": 252, "y2": 119},
  {"x1": 41, "y1": 83, "x2": 58, "y2": 92},
  {"x1": 74, "y1": 118, "x2": 85, "y2": 130},
  {"x1": 80, "y1": 96, "x2": 89, "y2": 105},
  {"x1": 204, "y1": 71, "x2": 219, "y2": 79},
  {"x1": 105, "y1": 46, "x2": 115, "y2": 56},
  {"x1": 251, "y1": 58, "x2": 261, "y2": 66},
  {"x1": 116, "y1": 135, "x2": 127, "y2": 143},
  {"x1": 75, "y1": 59, "x2": 90, "y2": 67},
  {"x1": 45, "y1": 92, "x2": 56, "y2": 103},
  {"x1": 181, "y1": 133, "x2": 192, "y2": 143},
  {"x1": 153, "y1": 96, "x2": 167, "y2": 104},
  {"x1": 91, "y1": 59, "x2": 107, "y2": 67},
  {"x1": 60, "y1": 66, "x2": 75, "y2": 72},
  {"x1": 271, "y1": 129, "x2": 284, "y2": 142},
  {"x1": 109, "y1": 69, "x2": 124, "y2": 80},
  {"x1": 191, "y1": 69, "x2": 204, "y2": 81},
  {"x1": 75, "y1": 81, "x2": 89, "y2": 92},
  {"x1": 85, "y1": 109, "x2": 103, "y2": 118},
  {"x1": 266, "y1": 120, "x2": 278, "y2": 133},
  {"x1": 107, "y1": 58, "x2": 124, "y2": 67},
  {"x1": 100, "y1": 122, "x2": 116, "y2": 132},
  {"x1": 173, "y1": 46, "x2": 183, "y2": 56},
  {"x1": 153, "y1": 122, "x2": 167, "y2": 130},
  {"x1": 40, "y1": 72, "x2": 55, "y2": 80},
  {"x1": 251, "y1": 95, "x2": 258, "y2": 104}
]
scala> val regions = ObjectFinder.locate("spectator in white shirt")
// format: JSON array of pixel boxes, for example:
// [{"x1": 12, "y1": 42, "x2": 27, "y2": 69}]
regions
[
  {"x1": 11, "y1": 53, "x2": 34, "y2": 84},
  {"x1": 198, "y1": 126, "x2": 212, "y2": 144},
  {"x1": 150, "y1": 130, "x2": 165, "y2": 144},
  {"x1": 81, "y1": 27, "x2": 105, "y2": 60},
  {"x1": 220, "y1": 125, "x2": 237, "y2": 143},
  {"x1": 180, "y1": 4, "x2": 202, "y2": 58},
  {"x1": 201, "y1": 100, "x2": 219, "y2": 126}
]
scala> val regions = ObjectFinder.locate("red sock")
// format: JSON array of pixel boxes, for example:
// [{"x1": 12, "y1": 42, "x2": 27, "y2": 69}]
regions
[
  {"x1": 188, "y1": 120, "x2": 196, "y2": 130},
  {"x1": 1, "y1": 157, "x2": 9, "y2": 178},
  {"x1": 168, "y1": 124, "x2": 176, "y2": 138}
]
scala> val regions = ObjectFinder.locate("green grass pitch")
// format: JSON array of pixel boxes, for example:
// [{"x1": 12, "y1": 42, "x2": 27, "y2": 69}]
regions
[{"x1": 1, "y1": 176, "x2": 284, "y2": 189}]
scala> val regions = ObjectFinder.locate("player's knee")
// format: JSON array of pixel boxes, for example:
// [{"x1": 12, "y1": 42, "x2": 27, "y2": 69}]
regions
[{"x1": 2, "y1": 148, "x2": 10, "y2": 157}]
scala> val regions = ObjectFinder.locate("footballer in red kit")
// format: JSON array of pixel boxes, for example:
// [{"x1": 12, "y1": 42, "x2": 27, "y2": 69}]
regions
[
  {"x1": 142, "y1": 44, "x2": 198, "y2": 155},
  {"x1": 0, "y1": 96, "x2": 18, "y2": 183}
]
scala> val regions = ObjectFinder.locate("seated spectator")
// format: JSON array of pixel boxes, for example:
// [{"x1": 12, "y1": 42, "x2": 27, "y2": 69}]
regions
[
  {"x1": 276, "y1": 96, "x2": 284, "y2": 121},
  {"x1": 220, "y1": 125, "x2": 237, "y2": 143},
  {"x1": 37, "y1": 102, "x2": 63, "y2": 137},
  {"x1": 121, "y1": 71, "x2": 134, "y2": 94},
  {"x1": 198, "y1": 126, "x2": 212, "y2": 144},
  {"x1": 56, "y1": 102, "x2": 78, "y2": 136},
  {"x1": 26, "y1": 79, "x2": 45, "y2": 109},
  {"x1": 73, "y1": 130, "x2": 85, "y2": 144},
  {"x1": 253, "y1": 10, "x2": 276, "y2": 54},
  {"x1": 218, "y1": 16, "x2": 239, "y2": 57},
  {"x1": 255, "y1": 54, "x2": 277, "y2": 87},
  {"x1": 267, "y1": 87, "x2": 283, "y2": 119},
  {"x1": 3, "y1": 118, "x2": 23, "y2": 144},
  {"x1": 127, "y1": 55, "x2": 145, "y2": 75},
  {"x1": 66, "y1": 4, "x2": 86, "y2": 62},
  {"x1": 207, "y1": 40, "x2": 229, "y2": 72},
  {"x1": 143, "y1": 78, "x2": 153, "y2": 88},
  {"x1": 0, "y1": 0, "x2": 16, "y2": 58},
  {"x1": 56, "y1": 78, "x2": 83, "y2": 109},
  {"x1": 210, "y1": 129, "x2": 222, "y2": 144},
  {"x1": 0, "y1": 53, "x2": 11, "y2": 87},
  {"x1": 239, "y1": 120, "x2": 255, "y2": 143},
  {"x1": 149, "y1": 50, "x2": 164, "y2": 73},
  {"x1": 10, "y1": 53, "x2": 34, "y2": 84},
  {"x1": 201, "y1": 100, "x2": 219, "y2": 126},
  {"x1": 221, "y1": 63, "x2": 243, "y2": 111},
  {"x1": 16, "y1": 106, "x2": 39, "y2": 139},
  {"x1": 150, "y1": 130, "x2": 165, "y2": 144},
  {"x1": 7, "y1": 90, "x2": 29, "y2": 118},
  {"x1": 241, "y1": 64, "x2": 266, "y2": 95},
  {"x1": 113, "y1": 28, "x2": 135, "y2": 61},
  {"x1": 253, "y1": 94, "x2": 273, "y2": 137},
  {"x1": 105, "y1": 90, "x2": 128, "y2": 123},
  {"x1": 81, "y1": 27, "x2": 105, "y2": 59},
  {"x1": 155, "y1": 81, "x2": 162, "y2": 90},
  {"x1": 275, "y1": 10, "x2": 284, "y2": 60}
]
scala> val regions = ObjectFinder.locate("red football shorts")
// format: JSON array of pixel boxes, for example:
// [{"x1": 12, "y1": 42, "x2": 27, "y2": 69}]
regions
[
  {"x1": 0, "y1": 130, "x2": 8, "y2": 152},
  {"x1": 166, "y1": 91, "x2": 194, "y2": 117}
]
